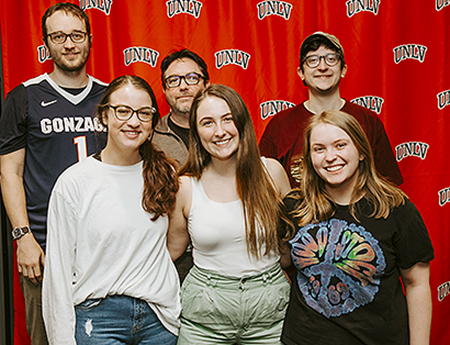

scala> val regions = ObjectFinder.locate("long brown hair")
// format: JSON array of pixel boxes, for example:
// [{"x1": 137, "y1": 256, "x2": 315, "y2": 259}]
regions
[
  {"x1": 180, "y1": 84, "x2": 287, "y2": 257},
  {"x1": 292, "y1": 110, "x2": 406, "y2": 228},
  {"x1": 96, "y1": 75, "x2": 179, "y2": 220}
]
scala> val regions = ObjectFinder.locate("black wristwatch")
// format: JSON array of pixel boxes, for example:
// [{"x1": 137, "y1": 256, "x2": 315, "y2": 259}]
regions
[{"x1": 12, "y1": 225, "x2": 31, "y2": 241}]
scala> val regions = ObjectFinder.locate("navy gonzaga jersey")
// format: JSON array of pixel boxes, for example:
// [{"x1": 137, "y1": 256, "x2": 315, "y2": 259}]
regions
[{"x1": 0, "y1": 73, "x2": 107, "y2": 250}]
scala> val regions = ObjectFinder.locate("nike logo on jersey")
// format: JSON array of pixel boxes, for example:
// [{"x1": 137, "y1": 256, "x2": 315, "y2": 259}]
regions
[{"x1": 41, "y1": 100, "x2": 58, "y2": 107}]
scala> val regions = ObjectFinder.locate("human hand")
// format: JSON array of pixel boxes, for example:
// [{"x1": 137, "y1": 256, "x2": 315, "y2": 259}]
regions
[{"x1": 16, "y1": 233, "x2": 45, "y2": 285}]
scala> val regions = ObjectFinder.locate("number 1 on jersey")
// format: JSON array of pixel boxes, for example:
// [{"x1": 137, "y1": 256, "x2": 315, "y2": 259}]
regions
[{"x1": 74, "y1": 136, "x2": 88, "y2": 161}]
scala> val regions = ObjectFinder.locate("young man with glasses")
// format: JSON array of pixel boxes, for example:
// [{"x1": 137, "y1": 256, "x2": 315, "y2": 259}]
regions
[
  {"x1": 259, "y1": 32, "x2": 402, "y2": 188},
  {"x1": 0, "y1": 3, "x2": 106, "y2": 344},
  {"x1": 153, "y1": 49, "x2": 210, "y2": 168}
]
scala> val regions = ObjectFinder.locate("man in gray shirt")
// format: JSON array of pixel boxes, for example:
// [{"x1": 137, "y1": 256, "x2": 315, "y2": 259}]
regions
[{"x1": 153, "y1": 49, "x2": 210, "y2": 167}]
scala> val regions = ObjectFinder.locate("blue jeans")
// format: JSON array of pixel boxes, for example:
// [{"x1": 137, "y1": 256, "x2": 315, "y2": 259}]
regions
[{"x1": 75, "y1": 295, "x2": 177, "y2": 344}]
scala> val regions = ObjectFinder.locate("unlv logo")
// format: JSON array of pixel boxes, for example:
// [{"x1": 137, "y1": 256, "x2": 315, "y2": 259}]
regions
[
  {"x1": 393, "y1": 44, "x2": 427, "y2": 64},
  {"x1": 123, "y1": 47, "x2": 159, "y2": 67},
  {"x1": 167, "y1": 0, "x2": 203, "y2": 18},
  {"x1": 215, "y1": 50, "x2": 251, "y2": 70},
  {"x1": 346, "y1": 0, "x2": 380, "y2": 17},
  {"x1": 395, "y1": 142, "x2": 429, "y2": 162},
  {"x1": 437, "y1": 90, "x2": 450, "y2": 110},
  {"x1": 436, "y1": 0, "x2": 450, "y2": 11},
  {"x1": 438, "y1": 187, "x2": 450, "y2": 207},
  {"x1": 257, "y1": 1, "x2": 293, "y2": 20},
  {"x1": 80, "y1": 0, "x2": 113, "y2": 15},
  {"x1": 260, "y1": 100, "x2": 295, "y2": 120},
  {"x1": 351, "y1": 96, "x2": 384, "y2": 114},
  {"x1": 37, "y1": 45, "x2": 51, "y2": 63}
]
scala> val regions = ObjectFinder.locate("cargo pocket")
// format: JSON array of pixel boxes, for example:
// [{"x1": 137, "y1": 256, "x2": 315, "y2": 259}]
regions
[
  {"x1": 180, "y1": 281, "x2": 217, "y2": 325},
  {"x1": 258, "y1": 275, "x2": 291, "y2": 323}
]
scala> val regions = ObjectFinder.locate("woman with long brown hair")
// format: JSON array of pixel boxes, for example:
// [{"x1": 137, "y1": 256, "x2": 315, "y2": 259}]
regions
[
  {"x1": 167, "y1": 84, "x2": 291, "y2": 344},
  {"x1": 281, "y1": 110, "x2": 434, "y2": 345},
  {"x1": 43, "y1": 75, "x2": 180, "y2": 344}
]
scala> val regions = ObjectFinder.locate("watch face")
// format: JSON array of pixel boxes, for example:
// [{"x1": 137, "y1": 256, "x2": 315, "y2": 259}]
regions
[
  {"x1": 12, "y1": 228, "x2": 22, "y2": 238},
  {"x1": 12, "y1": 226, "x2": 29, "y2": 240}
]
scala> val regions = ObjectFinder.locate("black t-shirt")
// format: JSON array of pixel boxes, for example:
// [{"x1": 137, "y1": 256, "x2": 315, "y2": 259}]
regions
[
  {"x1": 282, "y1": 194, "x2": 434, "y2": 345},
  {"x1": 168, "y1": 116, "x2": 190, "y2": 148}
]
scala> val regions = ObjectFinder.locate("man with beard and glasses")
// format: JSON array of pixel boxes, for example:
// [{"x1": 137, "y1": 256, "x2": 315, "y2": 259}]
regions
[
  {"x1": 0, "y1": 3, "x2": 106, "y2": 344},
  {"x1": 153, "y1": 49, "x2": 210, "y2": 168},
  {"x1": 152, "y1": 49, "x2": 210, "y2": 282}
]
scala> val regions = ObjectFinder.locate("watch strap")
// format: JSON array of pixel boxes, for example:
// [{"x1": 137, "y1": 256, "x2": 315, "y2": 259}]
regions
[{"x1": 12, "y1": 225, "x2": 31, "y2": 241}]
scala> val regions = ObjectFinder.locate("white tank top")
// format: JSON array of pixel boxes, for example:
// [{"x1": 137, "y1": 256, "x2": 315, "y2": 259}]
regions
[{"x1": 187, "y1": 177, "x2": 279, "y2": 277}]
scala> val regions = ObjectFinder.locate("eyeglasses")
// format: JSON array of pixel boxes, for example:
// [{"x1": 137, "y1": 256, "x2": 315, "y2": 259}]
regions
[
  {"x1": 303, "y1": 53, "x2": 341, "y2": 68},
  {"x1": 108, "y1": 105, "x2": 157, "y2": 122},
  {"x1": 46, "y1": 31, "x2": 88, "y2": 44},
  {"x1": 164, "y1": 73, "x2": 204, "y2": 88}
]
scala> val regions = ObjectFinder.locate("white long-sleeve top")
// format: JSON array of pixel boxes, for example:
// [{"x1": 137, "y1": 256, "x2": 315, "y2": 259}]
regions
[{"x1": 43, "y1": 157, "x2": 180, "y2": 344}]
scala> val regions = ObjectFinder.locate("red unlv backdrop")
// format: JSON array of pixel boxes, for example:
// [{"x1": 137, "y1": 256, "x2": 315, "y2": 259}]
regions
[{"x1": 1, "y1": 1, "x2": 449, "y2": 344}]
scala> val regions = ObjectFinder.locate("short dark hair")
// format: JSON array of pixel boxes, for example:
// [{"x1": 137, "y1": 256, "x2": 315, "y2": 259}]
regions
[
  {"x1": 160, "y1": 49, "x2": 209, "y2": 89},
  {"x1": 299, "y1": 32, "x2": 345, "y2": 72},
  {"x1": 42, "y1": 2, "x2": 91, "y2": 43}
]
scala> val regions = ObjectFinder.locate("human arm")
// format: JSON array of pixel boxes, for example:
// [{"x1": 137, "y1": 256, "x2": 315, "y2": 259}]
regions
[
  {"x1": 400, "y1": 262, "x2": 432, "y2": 345},
  {"x1": 265, "y1": 158, "x2": 291, "y2": 198},
  {"x1": 279, "y1": 241, "x2": 292, "y2": 269},
  {"x1": 279, "y1": 192, "x2": 302, "y2": 272},
  {"x1": 259, "y1": 119, "x2": 279, "y2": 159},
  {"x1": 42, "y1": 185, "x2": 78, "y2": 345},
  {"x1": 167, "y1": 176, "x2": 191, "y2": 261},
  {"x1": 266, "y1": 158, "x2": 293, "y2": 270},
  {"x1": 0, "y1": 149, "x2": 45, "y2": 284},
  {"x1": 364, "y1": 107, "x2": 403, "y2": 185},
  {"x1": 373, "y1": 121, "x2": 403, "y2": 185}
]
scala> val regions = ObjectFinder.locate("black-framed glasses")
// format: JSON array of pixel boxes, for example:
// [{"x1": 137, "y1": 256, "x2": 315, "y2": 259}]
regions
[
  {"x1": 303, "y1": 53, "x2": 341, "y2": 68},
  {"x1": 164, "y1": 73, "x2": 204, "y2": 88},
  {"x1": 46, "y1": 31, "x2": 88, "y2": 44},
  {"x1": 108, "y1": 105, "x2": 157, "y2": 122}
]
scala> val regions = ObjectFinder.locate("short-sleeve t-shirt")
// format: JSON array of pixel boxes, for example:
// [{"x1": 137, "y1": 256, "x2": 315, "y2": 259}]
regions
[
  {"x1": 281, "y1": 194, "x2": 434, "y2": 345},
  {"x1": 0, "y1": 73, "x2": 107, "y2": 250}
]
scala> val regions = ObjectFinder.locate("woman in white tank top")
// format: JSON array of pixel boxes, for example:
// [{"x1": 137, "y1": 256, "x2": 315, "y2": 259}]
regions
[{"x1": 168, "y1": 84, "x2": 292, "y2": 345}]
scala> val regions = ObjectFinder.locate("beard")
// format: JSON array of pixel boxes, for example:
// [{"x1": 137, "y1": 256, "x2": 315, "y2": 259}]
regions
[
  {"x1": 172, "y1": 101, "x2": 192, "y2": 114},
  {"x1": 48, "y1": 44, "x2": 91, "y2": 72},
  {"x1": 169, "y1": 93, "x2": 195, "y2": 115}
]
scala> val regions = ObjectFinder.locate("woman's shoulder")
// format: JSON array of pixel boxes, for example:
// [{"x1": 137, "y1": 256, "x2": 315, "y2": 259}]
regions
[
  {"x1": 179, "y1": 175, "x2": 193, "y2": 185},
  {"x1": 264, "y1": 157, "x2": 283, "y2": 172},
  {"x1": 390, "y1": 197, "x2": 423, "y2": 222},
  {"x1": 263, "y1": 157, "x2": 292, "y2": 197},
  {"x1": 176, "y1": 175, "x2": 194, "y2": 217},
  {"x1": 56, "y1": 156, "x2": 97, "y2": 185},
  {"x1": 51, "y1": 158, "x2": 100, "y2": 206},
  {"x1": 178, "y1": 175, "x2": 193, "y2": 198}
]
